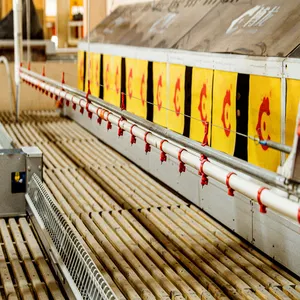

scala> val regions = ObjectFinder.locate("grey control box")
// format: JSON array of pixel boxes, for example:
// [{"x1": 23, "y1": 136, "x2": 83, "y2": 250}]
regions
[{"x1": 0, "y1": 147, "x2": 42, "y2": 217}]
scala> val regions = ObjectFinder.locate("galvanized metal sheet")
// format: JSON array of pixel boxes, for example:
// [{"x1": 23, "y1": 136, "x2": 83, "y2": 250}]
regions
[
  {"x1": 89, "y1": 0, "x2": 300, "y2": 57},
  {"x1": 119, "y1": 0, "x2": 218, "y2": 48},
  {"x1": 89, "y1": 3, "x2": 150, "y2": 44},
  {"x1": 175, "y1": 0, "x2": 300, "y2": 57},
  {"x1": 117, "y1": 0, "x2": 172, "y2": 46}
]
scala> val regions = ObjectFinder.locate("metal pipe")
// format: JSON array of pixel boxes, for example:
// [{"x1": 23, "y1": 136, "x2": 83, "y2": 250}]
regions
[
  {"x1": 20, "y1": 67, "x2": 288, "y2": 188},
  {"x1": 0, "y1": 56, "x2": 14, "y2": 113},
  {"x1": 13, "y1": 0, "x2": 23, "y2": 121},
  {"x1": 259, "y1": 140, "x2": 292, "y2": 154},
  {"x1": 19, "y1": 71, "x2": 300, "y2": 224},
  {"x1": 26, "y1": 0, "x2": 31, "y2": 63}
]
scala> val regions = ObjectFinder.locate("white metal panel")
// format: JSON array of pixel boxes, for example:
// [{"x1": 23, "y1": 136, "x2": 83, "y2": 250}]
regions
[
  {"x1": 283, "y1": 58, "x2": 300, "y2": 80},
  {"x1": 78, "y1": 42, "x2": 285, "y2": 77},
  {"x1": 253, "y1": 202, "x2": 300, "y2": 277},
  {"x1": 200, "y1": 178, "x2": 253, "y2": 242},
  {"x1": 148, "y1": 149, "x2": 200, "y2": 206}
]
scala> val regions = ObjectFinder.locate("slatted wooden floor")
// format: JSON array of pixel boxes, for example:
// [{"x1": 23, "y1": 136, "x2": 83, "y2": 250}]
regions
[
  {"x1": 1, "y1": 111, "x2": 300, "y2": 300},
  {"x1": 0, "y1": 217, "x2": 65, "y2": 300}
]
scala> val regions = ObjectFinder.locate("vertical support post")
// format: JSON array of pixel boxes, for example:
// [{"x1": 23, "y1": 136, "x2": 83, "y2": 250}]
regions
[
  {"x1": 13, "y1": 0, "x2": 23, "y2": 121},
  {"x1": 26, "y1": 0, "x2": 31, "y2": 63},
  {"x1": 57, "y1": 0, "x2": 69, "y2": 48},
  {"x1": 280, "y1": 77, "x2": 287, "y2": 166}
]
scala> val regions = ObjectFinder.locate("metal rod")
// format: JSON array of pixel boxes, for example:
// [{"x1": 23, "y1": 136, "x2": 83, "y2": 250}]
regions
[
  {"x1": 19, "y1": 67, "x2": 288, "y2": 188},
  {"x1": 259, "y1": 140, "x2": 291, "y2": 154},
  {"x1": 13, "y1": 0, "x2": 23, "y2": 122},
  {"x1": 26, "y1": 0, "x2": 31, "y2": 63},
  {"x1": 280, "y1": 78, "x2": 287, "y2": 164},
  {"x1": 86, "y1": 0, "x2": 91, "y2": 81}
]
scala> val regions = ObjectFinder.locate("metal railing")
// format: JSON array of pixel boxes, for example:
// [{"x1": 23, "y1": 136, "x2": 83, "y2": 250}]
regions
[{"x1": 26, "y1": 173, "x2": 117, "y2": 300}]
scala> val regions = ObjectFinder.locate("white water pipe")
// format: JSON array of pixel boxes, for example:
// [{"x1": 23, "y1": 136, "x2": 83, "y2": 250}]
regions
[
  {"x1": 13, "y1": 0, "x2": 23, "y2": 121},
  {"x1": 19, "y1": 71, "x2": 300, "y2": 224}
]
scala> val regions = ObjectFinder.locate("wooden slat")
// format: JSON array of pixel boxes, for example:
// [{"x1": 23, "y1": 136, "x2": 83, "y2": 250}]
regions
[
  {"x1": 110, "y1": 210, "x2": 212, "y2": 300},
  {"x1": 188, "y1": 205, "x2": 298, "y2": 287},
  {"x1": 3, "y1": 111, "x2": 300, "y2": 300},
  {"x1": 9, "y1": 219, "x2": 49, "y2": 300},
  {"x1": 172, "y1": 207, "x2": 281, "y2": 288},
  {"x1": 18, "y1": 218, "x2": 65, "y2": 300},
  {"x1": 0, "y1": 219, "x2": 34, "y2": 300},
  {"x1": 0, "y1": 242, "x2": 17, "y2": 300}
]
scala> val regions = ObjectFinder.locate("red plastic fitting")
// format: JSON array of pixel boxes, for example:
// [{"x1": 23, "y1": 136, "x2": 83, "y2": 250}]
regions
[
  {"x1": 159, "y1": 140, "x2": 167, "y2": 163},
  {"x1": 49, "y1": 87, "x2": 53, "y2": 99},
  {"x1": 226, "y1": 172, "x2": 236, "y2": 196},
  {"x1": 118, "y1": 117, "x2": 125, "y2": 137},
  {"x1": 106, "y1": 113, "x2": 112, "y2": 130},
  {"x1": 298, "y1": 207, "x2": 300, "y2": 224},
  {"x1": 257, "y1": 187, "x2": 268, "y2": 214},
  {"x1": 66, "y1": 97, "x2": 70, "y2": 107},
  {"x1": 58, "y1": 91, "x2": 64, "y2": 107},
  {"x1": 144, "y1": 132, "x2": 151, "y2": 154},
  {"x1": 96, "y1": 108, "x2": 102, "y2": 125},
  {"x1": 72, "y1": 103, "x2": 76, "y2": 110},
  {"x1": 178, "y1": 149, "x2": 186, "y2": 174},
  {"x1": 199, "y1": 157, "x2": 208, "y2": 186},
  {"x1": 79, "y1": 99, "x2": 84, "y2": 114},
  {"x1": 107, "y1": 121, "x2": 112, "y2": 130},
  {"x1": 130, "y1": 124, "x2": 137, "y2": 145}
]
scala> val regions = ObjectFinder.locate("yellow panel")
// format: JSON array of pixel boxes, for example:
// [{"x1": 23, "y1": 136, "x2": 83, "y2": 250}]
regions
[
  {"x1": 286, "y1": 79, "x2": 300, "y2": 147},
  {"x1": 168, "y1": 64, "x2": 186, "y2": 134},
  {"x1": 190, "y1": 68, "x2": 213, "y2": 144},
  {"x1": 103, "y1": 54, "x2": 122, "y2": 107},
  {"x1": 126, "y1": 58, "x2": 148, "y2": 119},
  {"x1": 77, "y1": 50, "x2": 85, "y2": 91},
  {"x1": 90, "y1": 53, "x2": 101, "y2": 97},
  {"x1": 153, "y1": 62, "x2": 167, "y2": 127},
  {"x1": 211, "y1": 71, "x2": 237, "y2": 155},
  {"x1": 248, "y1": 75, "x2": 281, "y2": 171}
]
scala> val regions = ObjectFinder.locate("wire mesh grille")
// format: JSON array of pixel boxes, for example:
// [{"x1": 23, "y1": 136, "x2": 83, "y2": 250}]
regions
[{"x1": 27, "y1": 173, "x2": 117, "y2": 300}]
